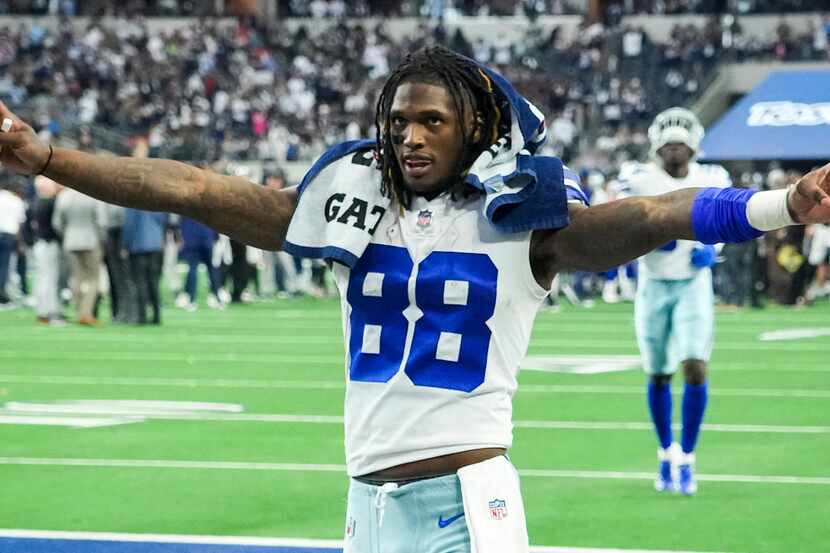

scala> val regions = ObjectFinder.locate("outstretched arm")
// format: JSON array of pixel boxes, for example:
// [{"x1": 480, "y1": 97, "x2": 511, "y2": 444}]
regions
[
  {"x1": 531, "y1": 163, "x2": 830, "y2": 286},
  {"x1": 0, "y1": 103, "x2": 296, "y2": 251}
]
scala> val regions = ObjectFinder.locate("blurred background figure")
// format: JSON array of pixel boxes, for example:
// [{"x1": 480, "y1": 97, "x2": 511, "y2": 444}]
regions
[
  {"x1": 764, "y1": 169, "x2": 810, "y2": 306},
  {"x1": 99, "y1": 202, "x2": 138, "y2": 324},
  {"x1": 217, "y1": 236, "x2": 257, "y2": 304},
  {"x1": 122, "y1": 208, "x2": 168, "y2": 325},
  {"x1": 259, "y1": 168, "x2": 301, "y2": 299},
  {"x1": 30, "y1": 176, "x2": 64, "y2": 324},
  {"x1": 717, "y1": 172, "x2": 762, "y2": 311},
  {"x1": 175, "y1": 216, "x2": 224, "y2": 311},
  {"x1": 0, "y1": 178, "x2": 26, "y2": 308},
  {"x1": 805, "y1": 223, "x2": 830, "y2": 302},
  {"x1": 51, "y1": 187, "x2": 103, "y2": 326}
]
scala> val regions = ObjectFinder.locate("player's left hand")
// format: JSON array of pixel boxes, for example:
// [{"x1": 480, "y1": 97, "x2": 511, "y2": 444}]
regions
[{"x1": 787, "y1": 162, "x2": 830, "y2": 224}]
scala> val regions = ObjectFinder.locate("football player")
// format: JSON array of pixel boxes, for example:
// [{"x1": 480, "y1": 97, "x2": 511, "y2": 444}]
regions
[
  {"x1": 1, "y1": 48, "x2": 829, "y2": 551},
  {"x1": 619, "y1": 108, "x2": 730, "y2": 495}
]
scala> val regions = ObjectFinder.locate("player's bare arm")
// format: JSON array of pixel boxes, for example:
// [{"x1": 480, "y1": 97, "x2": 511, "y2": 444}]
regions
[
  {"x1": 530, "y1": 189, "x2": 698, "y2": 285},
  {"x1": 0, "y1": 102, "x2": 297, "y2": 251},
  {"x1": 531, "y1": 162, "x2": 830, "y2": 287}
]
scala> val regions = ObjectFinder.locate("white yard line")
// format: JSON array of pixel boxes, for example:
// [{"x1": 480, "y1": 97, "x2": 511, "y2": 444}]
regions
[
  {"x1": 0, "y1": 529, "x2": 730, "y2": 553},
  {"x1": 0, "y1": 457, "x2": 345, "y2": 472},
  {"x1": 0, "y1": 352, "x2": 344, "y2": 363},
  {"x1": 0, "y1": 374, "x2": 345, "y2": 389},
  {"x1": 518, "y1": 384, "x2": 830, "y2": 399},
  {"x1": 0, "y1": 415, "x2": 143, "y2": 428},
  {"x1": 0, "y1": 457, "x2": 827, "y2": 486},
  {"x1": 1, "y1": 374, "x2": 828, "y2": 398},
  {"x1": 518, "y1": 468, "x2": 830, "y2": 485},
  {"x1": 3, "y1": 340, "x2": 830, "y2": 351},
  {"x1": 2, "y1": 404, "x2": 827, "y2": 434}
]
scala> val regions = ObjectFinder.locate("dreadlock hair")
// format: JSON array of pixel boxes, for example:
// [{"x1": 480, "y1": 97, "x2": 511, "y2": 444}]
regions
[{"x1": 374, "y1": 45, "x2": 509, "y2": 209}]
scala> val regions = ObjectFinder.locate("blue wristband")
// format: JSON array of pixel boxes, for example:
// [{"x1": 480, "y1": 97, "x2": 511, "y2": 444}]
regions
[{"x1": 691, "y1": 187, "x2": 764, "y2": 244}]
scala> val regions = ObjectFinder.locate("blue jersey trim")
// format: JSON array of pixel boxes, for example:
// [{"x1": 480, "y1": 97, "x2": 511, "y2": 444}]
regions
[
  {"x1": 283, "y1": 241, "x2": 359, "y2": 268},
  {"x1": 297, "y1": 139, "x2": 377, "y2": 198},
  {"x1": 565, "y1": 185, "x2": 589, "y2": 205}
]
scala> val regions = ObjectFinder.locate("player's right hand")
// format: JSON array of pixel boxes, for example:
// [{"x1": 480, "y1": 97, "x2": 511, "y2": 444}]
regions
[
  {"x1": 690, "y1": 245, "x2": 717, "y2": 268},
  {"x1": 0, "y1": 101, "x2": 52, "y2": 176},
  {"x1": 787, "y1": 162, "x2": 830, "y2": 225}
]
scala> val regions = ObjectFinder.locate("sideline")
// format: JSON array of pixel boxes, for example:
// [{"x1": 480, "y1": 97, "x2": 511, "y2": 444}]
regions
[{"x1": 0, "y1": 530, "x2": 732, "y2": 553}]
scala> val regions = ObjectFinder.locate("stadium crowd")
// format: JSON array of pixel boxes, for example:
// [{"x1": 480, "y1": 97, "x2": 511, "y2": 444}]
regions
[
  {"x1": 1, "y1": 8, "x2": 828, "y2": 167},
  {"x1": 1, "y1": 5, "x2": 829, "y2": 325},
  {"x1": 0, "y1": 0, "x2": 824, "y2": 17}
]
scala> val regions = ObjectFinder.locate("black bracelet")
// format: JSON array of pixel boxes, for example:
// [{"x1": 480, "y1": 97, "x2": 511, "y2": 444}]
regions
[{"x1": 37, "y1": 144, "x2": 54, "y2": 176}]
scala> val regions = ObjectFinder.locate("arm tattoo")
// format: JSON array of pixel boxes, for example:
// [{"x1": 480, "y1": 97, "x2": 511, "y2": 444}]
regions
[
  {"x1": 45, "y1": 148, "x2": 296, "y2": 250},
  {"x1": 115, "y1": 161, "x2": 149, "y2": 189},
  {"x1": 532, "y1": 189, "x2": 700, "y2": 283}
]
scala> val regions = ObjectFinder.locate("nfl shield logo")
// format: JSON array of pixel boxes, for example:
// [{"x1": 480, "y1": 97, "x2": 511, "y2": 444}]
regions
[
  {"x1": 417, "y1": 209, "x2": 432, "y2": 228},
  {"x1": 488, "y1": 498, "x2": 508, "y2": 520}
]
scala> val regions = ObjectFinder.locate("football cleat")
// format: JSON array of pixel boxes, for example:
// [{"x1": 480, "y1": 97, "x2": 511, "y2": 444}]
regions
[
  {"x1": 654, "y1": 444, "x2": 679, "y2": 492},
  {"x1": 677, "y1": 452, "x2": 697, "y2": 496},
  {"x1": 654, "y1": 459, "x2": 674, "y2": 492}
]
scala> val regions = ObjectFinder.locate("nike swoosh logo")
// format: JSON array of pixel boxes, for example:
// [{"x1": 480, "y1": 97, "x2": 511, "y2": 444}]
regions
[{"x1": 438, "y1": 512, "x2": 465, "y2": 528}]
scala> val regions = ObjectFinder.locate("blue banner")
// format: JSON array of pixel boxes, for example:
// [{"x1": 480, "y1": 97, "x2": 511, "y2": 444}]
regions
[{"x1": 699, "y1": 71, "x2": 830, "y2": 161}]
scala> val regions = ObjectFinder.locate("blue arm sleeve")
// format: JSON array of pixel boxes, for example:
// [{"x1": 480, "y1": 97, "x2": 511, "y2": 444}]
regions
[{"x1": 690, "y1": 187, "x2": 764, "y2": 244}]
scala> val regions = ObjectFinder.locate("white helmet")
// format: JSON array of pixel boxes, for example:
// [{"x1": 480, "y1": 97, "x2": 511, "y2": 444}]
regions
[{"x1": 648, "y1": 107, "x2": 704, "y2": 156}]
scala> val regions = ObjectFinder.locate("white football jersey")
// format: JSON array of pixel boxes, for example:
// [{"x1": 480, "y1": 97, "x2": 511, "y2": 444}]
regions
[
  {"x1": 619, "y1": 161, "x2": 732, "y2": 280},
  {"x1": 332, "y1": 192, "x2": 549, "y2": 476}
]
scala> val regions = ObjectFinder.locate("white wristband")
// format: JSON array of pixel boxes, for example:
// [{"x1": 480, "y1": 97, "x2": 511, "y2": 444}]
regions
[{"x1": 746, "y1": 188, "x2": 797, "y2": 231}]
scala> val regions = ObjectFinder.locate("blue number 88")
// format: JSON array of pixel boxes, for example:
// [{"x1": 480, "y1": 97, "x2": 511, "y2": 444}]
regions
[{"x1": 346, "y1": 244, "x2": 497, "y2": 392}]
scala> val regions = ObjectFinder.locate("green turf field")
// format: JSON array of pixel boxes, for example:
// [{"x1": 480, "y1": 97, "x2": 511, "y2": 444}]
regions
[{"x1": 1, "y1": 297, "x2": 828, "y2": 553}]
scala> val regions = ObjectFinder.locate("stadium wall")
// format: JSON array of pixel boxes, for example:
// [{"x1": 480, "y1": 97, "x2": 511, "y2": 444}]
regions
[
  {"x1": 0, "y1": 15, "x2": 585, "y2": 44},
  {"x1": 622, "y1": 13, "x2": 824, "y2": 43}
]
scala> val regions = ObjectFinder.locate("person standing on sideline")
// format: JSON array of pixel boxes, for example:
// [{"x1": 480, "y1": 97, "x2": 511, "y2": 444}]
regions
[
  {"x1": 51, "y1": 187, "x2": 103, "y2": 325},
  {"x1": 121, "y1": 208, "x2": 168, "y2": 325},
  {"x1": 1, "y1": 47, "x2": 830, "y2": 550},
  {"x1": 0, "y1": 179, "x2": 26, "y2": 308},
  {"x1": 99, "y1": 202, "x2": 138, "y2": 323},
  {"x1": 176, "y1": 216, "x2": 224, "y2": 311},
  {"x1": 30, "y1": 176, "x2": 64, "y2": 323},
  {"x1": 619, "y1": 108, "x2": 731, "y2": 495}
]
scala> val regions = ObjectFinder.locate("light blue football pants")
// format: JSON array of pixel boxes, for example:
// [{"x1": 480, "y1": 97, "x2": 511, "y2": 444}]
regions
[
  {"x1": 635, "y1": 269, "x2": 714, "y2": 375},
  {"x1": 343, "y1": 473, "x2": 471, "y2": 553}
]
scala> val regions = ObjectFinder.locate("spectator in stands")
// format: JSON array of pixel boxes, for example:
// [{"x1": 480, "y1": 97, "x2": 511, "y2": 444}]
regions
[{"x1": 1, "y1": 5, "x2": 825, "y2": 169}]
